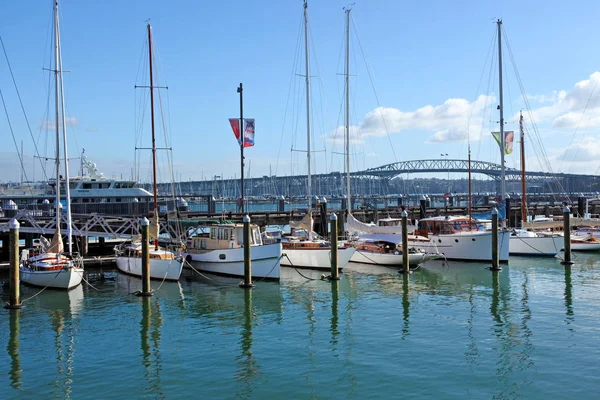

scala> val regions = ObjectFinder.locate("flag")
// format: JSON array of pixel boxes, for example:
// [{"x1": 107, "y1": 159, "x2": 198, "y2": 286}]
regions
[
  {"x1": 491, "y1": 130, "x2": 514, "y2": 154},
  {"x1": 229, "y1": 118, "x2": 255, "y2": 148}
]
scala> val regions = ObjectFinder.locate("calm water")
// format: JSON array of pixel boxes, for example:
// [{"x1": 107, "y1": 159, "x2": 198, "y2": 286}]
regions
[{"x1": 1, "y1": 255, "x2": 600, "y2": 399}]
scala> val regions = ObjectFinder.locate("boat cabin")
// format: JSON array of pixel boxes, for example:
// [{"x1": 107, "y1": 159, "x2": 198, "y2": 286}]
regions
[
  {"x1": 187, "y1": 224, "x2": 263, "y2": 251},
  {"x1": 415, "y1": 216, "x2": 484, "y2": 238}
]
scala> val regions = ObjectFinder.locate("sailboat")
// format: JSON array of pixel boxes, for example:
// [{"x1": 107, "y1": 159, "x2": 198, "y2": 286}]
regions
[
  {"x1": 19, "y1": 0, "x2": 83, "y2": 290},
  {"x1": 114, "y1": 23, "x2": 183, "y2": 281},
  {"x1": 509, "y1": 111, "x2": 563, "y2": 256},
  {"x1": 408, "y1": 20, "x2": 512, "y2": 263},
  {"x1": 334, "y1": 7, "x2": 437, "y2": 267},
  {"x1": 279, "y1": 0, "x2": 355, "y2": 270}
]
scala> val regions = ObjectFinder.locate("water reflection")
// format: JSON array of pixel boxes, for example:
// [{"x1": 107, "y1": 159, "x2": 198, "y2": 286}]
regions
[
  {"x1": 564, "y1": 266, "x2": 574, "y2": 325},
  {"x1": 7, "y1": 310, "x2": 22, "y2": 389},
  {"x1": 236, "y1": 289, "x2": 260, "y2": 395},
  {"x1": 117, "y1": 273, "x2": 185, "y2": 303},
  {"x1": 330, "y1": 280, "x2": 339, "y2": 345},
  {"x1": 140, "y1": 296, "x2": 164, "y2": 399},
  {"x1": 401, "y1": 273, "x2": 410, "y2": 338}
]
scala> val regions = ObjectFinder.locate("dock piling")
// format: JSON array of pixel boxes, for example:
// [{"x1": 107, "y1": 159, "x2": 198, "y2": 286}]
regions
[
  {"x1": 490, "y1": 207, "x2": 501, "y2": 271},
  {"x1": 329, "y1": 213, "x2": 340, "y2": 280},
  {"x1": 239, "y1": 214, "x2": 254, "y2": 288},
  {"x1": 137, "y1": 217, "x2": 153, "y2": 296},
  {"x1": 562, "y1": 206, "x2": 574, "y2": 265},
  {"x1": 400, "y1": 210, "x2": 410, "y2": 274},
  {"x1": 5, "y1": 218, "x2": 22, "y2": 309}
]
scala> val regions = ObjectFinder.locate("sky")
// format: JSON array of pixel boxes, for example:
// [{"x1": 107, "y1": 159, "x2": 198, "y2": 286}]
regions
[{"x1": 1, "y1": 0, "x2": 600, "y2": 185}]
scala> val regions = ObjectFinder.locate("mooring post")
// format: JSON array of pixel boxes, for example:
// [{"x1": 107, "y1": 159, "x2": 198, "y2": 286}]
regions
[
  {"x1": 240, "y1": 214, "x2": 254, "y2": 288},
  {"x1": 6, "y1": 218, "x2": 22, "y2": 309},
  {"x1": 329, "y1": 212, "x2": 340, "y2": 280},
  {"x1": 137, "y1": 217, "x2": 153, "y2": 297},
  {"x1": 490, "y1": 207, "x2": 501, "y2": 271},
  {"x1": 321, "y1": 197, "x2": 328, "y2": 237},
  {"x1": 562, "y1": 205, "x2": 574, "y2": 265},
  {"x1": 419, "y1": 195, "x2": 427, "y2": 219},
  {"x1": 278, "y1": 195, "x2": 285, "y2": 213},
  {"x1": 401, "y1": 210, "x2": 410, "y2": 274}
]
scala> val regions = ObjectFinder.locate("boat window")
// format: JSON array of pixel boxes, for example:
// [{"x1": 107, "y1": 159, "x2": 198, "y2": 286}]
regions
[
  {"x1": 252, "y1": 227, "x2": 261, "y2": 245},
  {"x1": 83, "y1": 183, "x2": 91, "y2": 189},
  {"x1": 210, "y1": 228, "x2": 216, "y2": 240},
  {"x1": 236, "y1": 228, "x2": 244, "y2": 245}
]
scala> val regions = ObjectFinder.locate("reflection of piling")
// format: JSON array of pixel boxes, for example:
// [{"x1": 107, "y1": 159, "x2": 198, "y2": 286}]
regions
[
  {"x1": 491, "y1": 270, "x2": 500, "y2": 322},
  {"x1": 140, "y1": 296, "x2": 151, "y2": 359},
  {"x1": 239, "y1": 215, "x2": 254, "y2": 288},
  {"x1": 6, "y1": 219, "x2": 22, "y2": 309},
  {"x1": 562, "y1": 206, "x2": 574, "y2": 265},
  {"x1": 8, "y1": 308, "x2": 22, "y2": 389},
  {"x1": 329, "y1": 213, "x2": 339, "y2": 280},
  {"x1": 490, "y1": 208, "x2": 501, "y2": 271},
  {"x1": 564, "y1": 265, "x2": 573, "y2": 318},
  {"x1": 400, "y1": 210, "x2": 410, "y2": 274},
  {"x1": 402, "y1": 273, "x2": 410, "y2": 337},
  {"x1": 330, "y1": 279, "x2": 339, "y2": 343},
  {"x1": 137, "y1": 217, "x2": 153, "y2": 297}
]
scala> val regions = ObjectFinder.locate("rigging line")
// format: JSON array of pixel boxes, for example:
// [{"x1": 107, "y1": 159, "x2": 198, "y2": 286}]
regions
[
  {"x1": 474, "y1": 31, "x2": 496, "y2": 163},
  {"x1": 0, "y1": 88, "x2": 31, "y2": 184},
  {"x1": 503, "y1": 30, "x2": 569, "y2": 201},
  {"x1": 1, "y1": 36, "x2": 49, "y2": 181},
  {"x1": 351, "y1": 15, "x2": 397, "y2": 163}
]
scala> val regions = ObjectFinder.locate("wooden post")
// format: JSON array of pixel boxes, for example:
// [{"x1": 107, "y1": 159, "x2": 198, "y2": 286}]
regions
[
  {"x1": 329, "y1": 213, "x2": 340, "y2": 280},
  {"x1": 6, "y1": 218, "x2": 22, "y2": 309},
  {"x1": 401, "y1": 210, "x2": 410, "y2": 274},
  {"x1": 562, "y1": 206, "x2": 574, "y2": 265},
  {"x1": 490, "y1": 207, "x2": 501, "y2": 271},
  {"x1": 239, "y1": 214, "x2": 254, "y2": 288},
  {"x1": 137, "y1": 217, "x2": 153, "y2": 296}
]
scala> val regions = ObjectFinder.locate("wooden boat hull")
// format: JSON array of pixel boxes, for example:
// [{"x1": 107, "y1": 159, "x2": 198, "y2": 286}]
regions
[
  {"x1": 185, "y1": 243, "x2": 282, "y2": 280},
  {"x1": 116, "y1": 256, "x2": 183, "y2": 281},
  {"x1": 509, "y1": 235, "x2": 563, "y2": 256},
  {"x1": 20, "y1": 265, "x2": 83, "y2": 290},
  {"x1": 280, "y1": 246, "x2": 355, "y2": 270}
]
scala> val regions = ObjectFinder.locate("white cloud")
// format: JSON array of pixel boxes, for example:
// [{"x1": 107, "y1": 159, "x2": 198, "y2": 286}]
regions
[
  {"x1": 41, "y1": 116, "x2": 80, "y2": 130},
  {"x1": 325, "y1": 94, "x2": 496, "y2": 144},
  {"x1": 553, "y1": 136, "x2": 600, "y2": 163}
]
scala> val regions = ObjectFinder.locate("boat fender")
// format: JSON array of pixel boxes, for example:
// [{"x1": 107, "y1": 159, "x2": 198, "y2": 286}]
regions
[{"x1": 185, "y1": 255, "x2": 192, "y2": 263}]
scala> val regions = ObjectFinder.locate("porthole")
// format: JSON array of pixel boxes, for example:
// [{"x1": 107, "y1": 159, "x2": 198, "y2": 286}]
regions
[
  {"x1": 438, "y1": 239, "x2": 442, "y2": 243},
  {"x1": 455, "y1": 239, "x2": 459, "y2": 243},
  {"x1": 219, "y1": 254, "x2": 226, "y2": 260},
  {"x1": 472, "y1": 238, "x2": 476, "y2": 241}
]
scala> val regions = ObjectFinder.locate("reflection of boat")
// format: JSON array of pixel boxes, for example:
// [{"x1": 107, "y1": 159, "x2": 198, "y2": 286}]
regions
[
  {"x1": 185, "y1": 223, "x2": 282, "y2": 280},
  {"x1": 116, "y1": 272, "x2": 184, "y2": 299},
  {"x1": 115, "y1": 23, "x2": 183, "y2": 282},
  {"x1": 20, "y1": 0, "x2": 83, "y2": 290}
]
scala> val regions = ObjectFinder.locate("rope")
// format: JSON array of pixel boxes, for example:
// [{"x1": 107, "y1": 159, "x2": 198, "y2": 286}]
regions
[
  {"x1": 182, "y1": 258, "x2": 215, "y2": 281},
  {"x1": 19, "y1": 285, "x2": 49, "y2": 303},
  {"x1": 283, "y1": 253, "x2": 321, "y2": 281},
  {"x1": 252, "y1": 254, "x2": 285, "y2": 283}
]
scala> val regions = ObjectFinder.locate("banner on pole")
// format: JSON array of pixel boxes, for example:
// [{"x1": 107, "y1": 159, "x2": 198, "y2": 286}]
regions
[
  {"x1": 491, "y1": 130, "x2": 514, "y2": 154},
  {"x1": 229, "y1": 118, "x2": 255, "y2": 148}
]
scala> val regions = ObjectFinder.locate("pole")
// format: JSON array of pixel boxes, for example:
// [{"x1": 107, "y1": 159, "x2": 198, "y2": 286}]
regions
[
  {"x1": 519, "y1": 111, "x2": 527, "y2": 226},
  {"x1": 237, "y1": 83, "x2": 245, "y2": 214},
  {"x1": 147, "y1": 24, "x2": 159, "y2": 250},
  {"x1": 329, "y1": 212, "x2": 339, "y2": 280},
  {"x1": 344, "y1": 6, "x2": 351, "y2": 210},
  {"x1": 562, "y1": 206, "x2": 574, "y2": 265},
  {"x1": 490, "y1": 207, "x2": 501, "y2": 271},
  {"x1": 468, "y1": 145, "x2": 472, "y2": 230},
  {"x1": 6, "y1": 219, "x2": 22, "y2": 309},
  {"x1": 53, "y1": 0, "x2": 61, "y2": 240},
  {"x1": 138, "y1": 217, "x2": 153, "y2": 296},
  {"x1": 240, "y1": 214, "x2": 254, "y2": 288},
  {"x1": 497, "y1": 19, "x2": 506, "y2": 228},
  {"x1": 401, "y1": 210, "x2": 410, "y2": 274},
  {"x1": 303, "y1": 0, "x2": 312, "y2": 211}
]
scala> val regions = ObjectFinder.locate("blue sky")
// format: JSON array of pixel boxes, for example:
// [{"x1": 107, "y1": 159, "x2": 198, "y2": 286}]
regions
[{"x1": 2, "y1": 0, "x2": 600, "y2": 184}]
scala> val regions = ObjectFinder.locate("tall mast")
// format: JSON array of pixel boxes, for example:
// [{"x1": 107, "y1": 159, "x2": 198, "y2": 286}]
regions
[
  {"x1": 238, "y1": 83, "x2": 244, "y2": 213},
  {"x1": 303, "y1": 0, "x2": 312, "y2": 210},
  {"x1": 56, "y1": 1, "x2": 73, "y2": 254},
  {"x1": 497, "y1": 19, "x2": 506, "y2": 226},
  {"x1": 344, "y1": 6, "x2": 351, "y2": 210},
  {"x1": 519, "y1": 111, "x2": 526, "y2": 226},
  {"x1": 147, "y1": 24, "x2": 159, "y2": 250},
  {"x1": 468, "y1": 145, "x2": 472, "y2": 230},
  {"x1": 53, "y1": 0, "x2": 61, "y2": 239}
]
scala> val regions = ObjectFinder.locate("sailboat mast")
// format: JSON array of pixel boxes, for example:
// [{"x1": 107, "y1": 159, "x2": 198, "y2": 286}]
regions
[
  {"x1": 147, "y1": 24, "x2": 159, "y2": 249},
  {"x1": 53, "y1": 0, "x2": 61, "y2": 238},
  {"x1": 303, "y1": 0, "x2": 312, "y2": 210},
  {"x1": 344, "y1": 7, "x2": 351, "y2": 210},
  {"x1": 468, "y1": 145, "x2": 472, "y2": 229},
  {"x1": 497, "y1": 19, "x2": 506, "y2": 226},
  {"x1": 238, "y1": 83, "x2": 244, "y2": 213},
  {"x1": 56, "y1": 3, "x2": 73, "y2": 254},
  {"x1": 519, "y1": 111, "x2": 526, "y2": 226}
]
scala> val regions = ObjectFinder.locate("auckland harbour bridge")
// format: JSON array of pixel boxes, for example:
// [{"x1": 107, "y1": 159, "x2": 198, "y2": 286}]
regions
[{"x1": 153, "y1": 159, "x2": 600, "y2": 198}]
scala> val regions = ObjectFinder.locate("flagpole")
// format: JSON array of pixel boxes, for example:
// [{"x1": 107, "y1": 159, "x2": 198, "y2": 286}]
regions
[{"x1": 237, "y1": 83, "x2": 244, "y2": 214}]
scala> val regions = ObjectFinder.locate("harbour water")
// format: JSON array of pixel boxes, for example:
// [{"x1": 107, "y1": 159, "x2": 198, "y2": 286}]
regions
[{"x1": 1, "y1": 255, "x2": 599, "y2": 399}]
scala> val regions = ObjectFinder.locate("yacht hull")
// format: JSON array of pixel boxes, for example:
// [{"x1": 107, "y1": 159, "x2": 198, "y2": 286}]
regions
[
  {"x1": 116, "y1": 256, "x2": 183, "y2": 281},
  {"x1": 409, "y1": 230, "x2": 511, "y2": 262},
  {"x1": 20, "y1": 266, "x2": 83, "y2": 290},
  {"x1": 281, "y1": 246, "x2": 355, "y2": 270},
  {"x1": 509, "y1": 235, "x2": 563, "y2": 256},
  {"x1": 185, "y1": 243, "x2": 282, "y2": 280}
]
